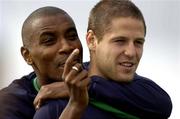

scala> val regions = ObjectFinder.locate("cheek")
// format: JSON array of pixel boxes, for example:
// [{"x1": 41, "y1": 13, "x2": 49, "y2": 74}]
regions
[
  {"x1": 32, "y1": 48, "x2": 56, "y2": 65},
  {"x1": 76, "y1": 43, "x2": 83, "y2": 53},
  {"x1": 75, "y1": 41, "x2": 82, "y2": 49},
  {"x1": 137, "y1": 48, "x2": 143, "y2": 60},
  {"x1": 97, "y1": 47, "x2": 113, "y2": 64}
]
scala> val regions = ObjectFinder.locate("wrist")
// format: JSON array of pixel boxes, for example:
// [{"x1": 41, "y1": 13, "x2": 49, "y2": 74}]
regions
[
  {"x1": 67, "y1": 101, "x2": 87, "y2": 114},
  {"x1": 59, "y1": 102, "x2": 86, "y2": 119}
]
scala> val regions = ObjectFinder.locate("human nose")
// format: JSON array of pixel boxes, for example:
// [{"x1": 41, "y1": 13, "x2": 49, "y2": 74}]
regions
[
  {"x1": 58, "y1": 39, "x2": 74, "y2": 54},
  {"x1": 124, "y1": 43, "x2": 136, "y2": 58}
]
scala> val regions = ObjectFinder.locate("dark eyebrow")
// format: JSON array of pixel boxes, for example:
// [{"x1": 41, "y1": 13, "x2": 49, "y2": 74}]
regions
[
  {"x1": 40, "y1": 31, "x2": 55, "y2": 36},
  {"x1": 136, "y1": 37, "x2": 145, "y2": 41},
  {"x1": 111, "y1": 36, "x2": 145, "y2": 42},
  {"x1": 113, "y1": 36, "x2": 145, "y2": 40},
  {"x1": 65, "y1": 27, "x2": 77, "y2": 34},
  {"x1": 111, "y1": 36, "x2": 128, "y2": 40}
]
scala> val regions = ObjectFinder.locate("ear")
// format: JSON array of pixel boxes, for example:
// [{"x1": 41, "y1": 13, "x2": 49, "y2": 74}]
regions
[
  {"x1": 21, "y1": 46, "x2": 33, "y2": 65},
  {"x1": 86, "y1": 30, "x2": 98, "y2": 51}
]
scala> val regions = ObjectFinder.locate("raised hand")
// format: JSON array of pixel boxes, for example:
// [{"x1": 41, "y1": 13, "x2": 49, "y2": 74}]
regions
[
  {"x1": 62, "y1": 48, "x2": 90, "y2": 109},
  {"x1": 59, "y1": 49, "x2": 90, "y2": 119}
]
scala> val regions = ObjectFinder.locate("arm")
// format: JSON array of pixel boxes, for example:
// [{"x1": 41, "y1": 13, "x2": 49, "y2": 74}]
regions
[
  {"x1": 34, "y1": 81, "x2": 69, "y2": 109},
  {"x1": 59, "y1": 102, "x2": 86, "y2": 119}
]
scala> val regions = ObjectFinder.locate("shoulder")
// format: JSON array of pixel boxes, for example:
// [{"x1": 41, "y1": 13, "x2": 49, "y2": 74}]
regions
[
  {"x1": 89, "y1": 74, "x2": 172, "y2": 118},
  {"x1": 134, "y1": 73, "x2": 155, "y2": 83},
  {"x1": 0, "y1": 72, "x2": 37, "y2": 119},
  {"x1": 34, "y1": 99, "x2": 68, "y2": 119},
  {"x1": 134, "y1": 74, "x2": 172, "y2": 117},
  {"x1": 0, "y1": 72, "x2": 36, "y2": 97},
  {"x1": 134, "y1": 74, "x2": 170, "y2": 94},
  {"x1": 134, "y1": 74, "x2": 171, "y2": 99}
]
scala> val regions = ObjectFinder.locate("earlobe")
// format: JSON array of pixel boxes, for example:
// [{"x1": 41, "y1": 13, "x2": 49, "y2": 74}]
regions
[
  {"x1": 86, "y1": 30, "x2": 97, "y2": 51},
  {"x1": 21, "y1": 47, "x2": 33, "y2": 65}
]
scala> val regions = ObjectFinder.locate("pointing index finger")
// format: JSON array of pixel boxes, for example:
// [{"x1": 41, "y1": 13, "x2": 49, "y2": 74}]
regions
[{"x1": 62, "y1": 49, "x2": 80, "y2": 80}]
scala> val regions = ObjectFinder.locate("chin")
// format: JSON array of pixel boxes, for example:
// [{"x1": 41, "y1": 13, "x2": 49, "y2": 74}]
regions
[{"x1": 115, "y1": 74, "x2": 134, "y2": 83}]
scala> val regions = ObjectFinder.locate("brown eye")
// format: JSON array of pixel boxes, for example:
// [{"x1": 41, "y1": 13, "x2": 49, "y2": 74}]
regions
[
  {"x1": 113, "y1": 37, "x2": 127, "y2": 45},
  {"x1": 65, "y1": 28, "x2": 79, "y2": 41},
  {"x1": 136, "y1": 41, "x2": 143, "y2": 45},
  {"x1": 40, "y1": 34, "x2": 57, "y2": 46},
  {"x1": 67, "y1": 32, "x2": 78, "y2": 41},
  {"x1": 135, "y1": 39, "x2": 145, "y2": 47},
  {"x1": 115, "y1": 39, "x2": 125, "y2": 43}
]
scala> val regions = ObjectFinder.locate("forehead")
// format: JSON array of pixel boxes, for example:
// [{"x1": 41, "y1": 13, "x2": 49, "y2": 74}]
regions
[
  {"x1": 31, "y1": 14, "x2": 75, "y2": 33},
  {"x1": 101, "y1": 17, "x2": 145, "y2": 40},
  {"x1": 107, "y1": 17, "x2": 145, "y2": 35}
]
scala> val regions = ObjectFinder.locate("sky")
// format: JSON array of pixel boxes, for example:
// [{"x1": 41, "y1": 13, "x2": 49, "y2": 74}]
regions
[{"x1": 0, "y1": 0, "x2": 179, "y2": 118}]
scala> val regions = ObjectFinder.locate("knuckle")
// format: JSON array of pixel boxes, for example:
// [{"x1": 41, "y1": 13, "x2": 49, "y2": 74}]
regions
[
  {"x1": 41, "y1": 85, "x2": 49, "y2": 92},
  {"x1": 62, "y1": 74, "x2": 65, "y2": 80},
  {"x1": 71, "y1": 79, "x2": 77, "y2": 86},
  {"x1": 64, "y1": 75, "x2": 70, "y2": 83}
]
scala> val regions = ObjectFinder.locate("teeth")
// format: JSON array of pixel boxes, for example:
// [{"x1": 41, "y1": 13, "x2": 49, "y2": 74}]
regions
[{"x1": 120, "y1": 63, "x2": 133, "y2": 67}]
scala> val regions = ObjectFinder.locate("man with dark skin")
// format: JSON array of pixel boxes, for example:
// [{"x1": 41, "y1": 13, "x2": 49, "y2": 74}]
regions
[{"x1": 0, "y1": 6, "x2": 86, "y2": 119}]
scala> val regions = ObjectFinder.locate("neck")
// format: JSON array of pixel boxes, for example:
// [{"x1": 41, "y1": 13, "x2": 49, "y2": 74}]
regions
[
  {"x1": 88, "y1": 59, "x2": 100, "y2": 77},
  {"x1": 35, "y1": 74, "x2": 49, "y2": 87}
]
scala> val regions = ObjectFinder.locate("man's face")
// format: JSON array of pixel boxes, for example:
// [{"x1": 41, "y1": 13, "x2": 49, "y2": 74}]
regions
[
  {"x1": 94, "y1": 17, "x2": 145, "y2": 82},
  {"x1": 28, "y1": 14, "x2": 82, "y2": 83}
]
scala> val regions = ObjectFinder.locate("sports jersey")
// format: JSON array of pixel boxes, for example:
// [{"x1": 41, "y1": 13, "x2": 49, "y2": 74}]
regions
[
  {"x1": 0, "y1": 72, "x2": 37, "y2": 119},
  {"x1": 33, "y1": 73, "x2": 172, "y2": 119}
]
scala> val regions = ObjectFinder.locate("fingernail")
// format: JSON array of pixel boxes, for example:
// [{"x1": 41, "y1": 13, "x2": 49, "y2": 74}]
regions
[{"x1": 73, "y1": 48, "x2": 79, "y2": 54}]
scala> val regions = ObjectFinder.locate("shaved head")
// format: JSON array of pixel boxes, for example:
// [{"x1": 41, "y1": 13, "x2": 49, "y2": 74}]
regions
[
  {"x1": 21, "y1": 6, "x2": 72, "y2": 48},
  {"x1": 20, "y1": 6, "x2": 82, "y2": 84}
]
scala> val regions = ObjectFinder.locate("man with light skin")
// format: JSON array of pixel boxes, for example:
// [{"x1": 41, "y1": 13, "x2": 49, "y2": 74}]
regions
[{"x1": 33, "y1": 0, "x2": 172, "y2": 119}]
